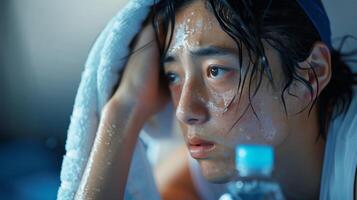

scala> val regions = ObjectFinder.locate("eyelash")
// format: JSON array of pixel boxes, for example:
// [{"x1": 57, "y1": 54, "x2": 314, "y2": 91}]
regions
[
  {"x1": 165, "y1": 65, "x2": 232, "y2": 85},
  {"x1": 207, "y1": 65, "x2": 231, "y2": 79}
]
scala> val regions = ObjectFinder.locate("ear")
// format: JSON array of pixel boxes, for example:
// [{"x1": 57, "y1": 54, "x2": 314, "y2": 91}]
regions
[{"x1": 297, "y1": 42, "x2": 332, "y2": 100}]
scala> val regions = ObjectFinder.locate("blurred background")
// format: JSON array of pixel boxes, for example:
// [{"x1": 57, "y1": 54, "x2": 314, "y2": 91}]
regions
[{"x1": 0, "y1": 0, "x2": 356, "y2": 199}]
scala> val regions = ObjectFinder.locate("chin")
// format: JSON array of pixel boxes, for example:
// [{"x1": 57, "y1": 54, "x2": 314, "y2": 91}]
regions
[
  {"x1": 198, "y1": 159, "x2": 235, "y2": 184},
  {"x1": 204, "y1": 174, "x2": 232, "y2": 184}
]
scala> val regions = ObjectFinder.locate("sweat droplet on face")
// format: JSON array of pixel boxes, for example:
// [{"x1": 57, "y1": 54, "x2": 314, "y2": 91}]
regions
[
  {"x1": 170, "y1": 14, "x2": 214, "y2": 53},
  {"x1": 206, "y1": 89, "x2": 236, "y2": 116},
  {"x1": 258, "y1": 116, "x2": 278, "y2": 141},
  {"x1": 255, "y1": 101, "x2": 279, "y2": 142}
]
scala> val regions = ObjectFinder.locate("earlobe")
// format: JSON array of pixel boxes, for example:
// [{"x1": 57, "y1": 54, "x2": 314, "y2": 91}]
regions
[{"x1": 298, "y1": 42, "x2": 332, "y2": 100}]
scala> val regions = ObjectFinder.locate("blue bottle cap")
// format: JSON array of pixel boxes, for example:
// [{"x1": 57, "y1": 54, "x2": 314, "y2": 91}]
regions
[{"x1": 235, "y1": 145, "x2": 274, "y2": 177}]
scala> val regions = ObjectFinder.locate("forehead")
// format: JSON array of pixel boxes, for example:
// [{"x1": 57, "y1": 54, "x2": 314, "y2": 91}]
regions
[{"x1": 167, "y1": 0, "x2": 237, "y2": 54}]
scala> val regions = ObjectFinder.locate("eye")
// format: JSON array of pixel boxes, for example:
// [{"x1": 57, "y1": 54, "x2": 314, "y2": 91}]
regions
[
  {"x1": 165, "y1": 72, "x2": 180, "y2": 85},
  {"x1": 207, "y1": 65, "x2": 231, "y2": 79}
]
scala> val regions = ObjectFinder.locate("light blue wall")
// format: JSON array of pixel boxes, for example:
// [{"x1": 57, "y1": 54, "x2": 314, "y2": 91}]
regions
[
  {"x1": 0, "y1": 0, "x2": 127, "y2": 137},
  {"x1": 324, "y1": 0, "x2": 357, "y2": 73}
]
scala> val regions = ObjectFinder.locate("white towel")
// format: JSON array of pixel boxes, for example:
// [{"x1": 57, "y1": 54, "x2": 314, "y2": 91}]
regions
[
  {"x1": 320, "y1": 86, "x2": 357, "y2": 200},
  {"x1": 56, "y1": 0, "x2": 172, "y2": 199}
]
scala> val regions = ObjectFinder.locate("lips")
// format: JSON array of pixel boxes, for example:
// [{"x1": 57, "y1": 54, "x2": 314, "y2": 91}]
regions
[{"x1": 188, "y1": 137, "x2": 216, "y2": 159}]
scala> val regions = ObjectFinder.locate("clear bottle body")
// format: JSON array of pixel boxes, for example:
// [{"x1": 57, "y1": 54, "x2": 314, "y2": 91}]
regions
[
  {"x1": 219, "y1": 178, "x2": 285, "y2": 200},
  {"x1": 219, "y1": 145, "x2": 285, "y2": 200}
]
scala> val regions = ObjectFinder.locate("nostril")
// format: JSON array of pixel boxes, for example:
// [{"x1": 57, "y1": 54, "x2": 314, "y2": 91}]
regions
[{"x1": 187, "y1": 118, "x2": 199, "y2": 124}]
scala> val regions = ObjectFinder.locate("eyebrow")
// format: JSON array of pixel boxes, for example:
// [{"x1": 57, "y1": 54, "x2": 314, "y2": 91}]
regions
[{"x1": 163, "y1": 45, "x2": 237, "y2": 64}]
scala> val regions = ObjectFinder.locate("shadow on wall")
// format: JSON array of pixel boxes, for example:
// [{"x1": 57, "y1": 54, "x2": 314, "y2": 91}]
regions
[
  {"x1": 0, "y1": 0, "x2": 127, "y2": 199},
  {"x1": 324, "y1": 0, "x2": 357, "y2": 73}
]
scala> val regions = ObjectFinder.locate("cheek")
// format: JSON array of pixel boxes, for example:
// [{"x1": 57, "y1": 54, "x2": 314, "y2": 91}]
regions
[
  {"x1": 169, "y1": 85, "x2": 182, "y2": 107},
  {"x1": 236, "y1": 96, "x2": 289, "y2": 146},
  {"x1": 178, "y1": 122, "x2": 188, "y2": 138},
  {"x1": 219, "y1": 91, "x2": 289, "y2": 146},
  {"x1": 254, "y1": 98, "x2": 287, "y2": 145},
  {"x1": 205, "y1": 88, "x2": 236, "y2": 117}
]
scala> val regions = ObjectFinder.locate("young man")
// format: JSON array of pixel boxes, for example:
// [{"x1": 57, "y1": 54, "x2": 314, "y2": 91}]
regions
[{"x1": 74, "y1": 0, "x2": 357, "y2": 199}]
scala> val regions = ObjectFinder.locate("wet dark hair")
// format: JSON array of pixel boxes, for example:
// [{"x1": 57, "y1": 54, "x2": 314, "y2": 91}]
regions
[{"x1": 150, "y1": 0, "x2": 357, "y2": 139}]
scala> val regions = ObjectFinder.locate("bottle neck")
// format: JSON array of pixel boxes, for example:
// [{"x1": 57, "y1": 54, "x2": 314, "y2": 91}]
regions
[
  {"x1": 231, "y1": 168, "x2": 274, "y2": 182},
  {"x1": 238, "y1": 168, "x2": 273, "y2": 178}
]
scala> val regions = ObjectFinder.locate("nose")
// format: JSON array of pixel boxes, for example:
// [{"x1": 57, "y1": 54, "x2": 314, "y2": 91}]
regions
[{"x1": 175, "y1": 80, "x2": 209, "y2": 125}]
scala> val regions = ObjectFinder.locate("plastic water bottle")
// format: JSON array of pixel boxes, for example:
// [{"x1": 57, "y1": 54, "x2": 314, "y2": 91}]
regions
[{"x1": 219, "y1": 145, "x2": 285, "y2": 200}]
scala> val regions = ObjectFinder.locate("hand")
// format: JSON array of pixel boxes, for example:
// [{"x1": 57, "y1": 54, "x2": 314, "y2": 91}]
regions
[
  {"x1": 76, "y1": 14, "x2": 169, "y2": 200},
  {"x1": 108, "y1": 20, "x2": 170, "y2": 122}
]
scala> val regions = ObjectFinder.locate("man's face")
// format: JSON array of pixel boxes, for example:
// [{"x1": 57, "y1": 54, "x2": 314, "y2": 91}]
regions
[{"x1": 162, "y1": 0, "x2": 304, "y2": 182}]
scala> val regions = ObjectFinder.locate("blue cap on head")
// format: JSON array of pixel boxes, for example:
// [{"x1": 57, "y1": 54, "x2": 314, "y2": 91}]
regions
[
  {"x1": 235, "y1": 145, "x2": 274, "y2": 177},
  {"x1": 297, "y1": 0, "x2": 332, "y2": 49}
]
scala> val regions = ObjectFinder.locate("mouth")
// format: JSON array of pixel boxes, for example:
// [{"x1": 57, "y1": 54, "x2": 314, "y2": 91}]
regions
[{"x1": 188, "y1": 137, "x2": 216, "y2": 159}]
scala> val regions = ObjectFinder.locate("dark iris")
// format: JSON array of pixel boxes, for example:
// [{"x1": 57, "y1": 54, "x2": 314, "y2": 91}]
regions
[
  {"x1": 166, "y1": 73, "x2": 177, "y2": 83},
  {"x1": 210, "y1": 67, "x2": 219, "y2": 77}
]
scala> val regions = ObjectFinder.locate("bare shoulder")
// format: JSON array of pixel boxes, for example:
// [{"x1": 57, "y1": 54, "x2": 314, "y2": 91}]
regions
[{"x1": 154, "y1": 145, "x2": 201, "y2": 200}]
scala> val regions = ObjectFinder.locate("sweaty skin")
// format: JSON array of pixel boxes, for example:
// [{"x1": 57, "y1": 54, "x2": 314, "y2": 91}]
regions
[
  {"x1": 75, "y1": 22, "x2": 169, "y2": 200},
  {"x1": 162, "y1": 0, "x2": 330, "y2": 199},
  {"x1": 76, "y1": 0, "x2": 334, "y2": 199}
]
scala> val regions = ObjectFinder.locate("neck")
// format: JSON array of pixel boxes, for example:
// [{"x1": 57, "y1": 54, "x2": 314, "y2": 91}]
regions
[{"x1": 275, "y1": 106, "x2": 326, "y2": 199}]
